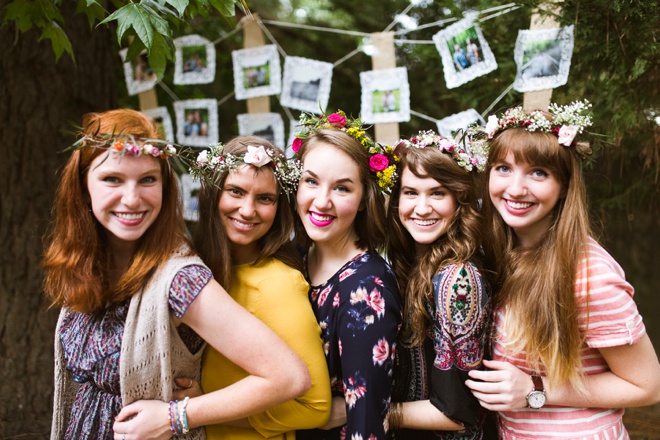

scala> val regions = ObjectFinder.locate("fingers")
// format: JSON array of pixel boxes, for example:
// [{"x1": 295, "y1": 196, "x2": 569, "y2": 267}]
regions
[
  {"x1": 173, "y1": 377, "x2": 203, "y2": 400},
  {"x1": 115, "y1": 403, "x2": 141, "y2": 422}
]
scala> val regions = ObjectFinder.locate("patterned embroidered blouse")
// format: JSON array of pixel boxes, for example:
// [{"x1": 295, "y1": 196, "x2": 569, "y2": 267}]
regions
[
  {"x1": 297, "y1": 251, "x2": 402, "y2": 440},
  {"x1": 58, "y1": 265, "x2": 212, "y2": 440},
  {"x1": 392, "y1": 262, "x2": 492, "y2": 440}
]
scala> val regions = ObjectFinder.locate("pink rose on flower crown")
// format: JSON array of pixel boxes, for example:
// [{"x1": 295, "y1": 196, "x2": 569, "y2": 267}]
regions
[
  {"x1": 486, "y1": 115, "x2": 500, "y2": 139},
  {"x1": 557, "y1": 125, "x2": 579, "y2": 146},
  {"x1": 244, "y1": 145, "x2": 272, "y2": 167},
  {"x1": 327, "y1": 113, "x2": 347, "y2": 128},
  {"x1": 369, "y1": 154, "x2": 389, "y2": 172},
  {"x1": 437, "y1": 138, "x2": 454, "y2": 152},
  {"x1": 292, "y1": 137, "x2": 303, "y2": 153}
]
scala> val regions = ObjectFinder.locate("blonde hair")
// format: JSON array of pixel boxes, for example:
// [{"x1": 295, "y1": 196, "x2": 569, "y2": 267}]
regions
[
  {"x1": 483, "y1": 126, "x2": 592, "y2": 390},
  {"x1": 387, "y1": 147, "x2": 484, "y2": 345}
]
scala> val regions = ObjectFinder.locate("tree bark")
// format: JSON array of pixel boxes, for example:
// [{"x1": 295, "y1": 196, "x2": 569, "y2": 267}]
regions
[{"x1": 0, "y1": 3, "x2": 117, "y2": 437}]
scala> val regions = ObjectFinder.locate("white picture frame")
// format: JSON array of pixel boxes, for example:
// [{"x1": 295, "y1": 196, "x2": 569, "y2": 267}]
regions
[
  {"x1": 513, "y1": 25, "x2": 574, "y2": 93},
  {"x1": 436, "y1": 109, "x2": 485, "y2": 138},
  {"x1": 280, "y1": 56, "x2": 333, "y2": 113},
  {"x1": 180, "y1": 173, "x2": 201, "y2": 222},
  {"x1": 142, "y1": 107, "x2": 175, "y2": 143},
  {"x1": 174, "y1": 99, "x2": 219, "y2": 147},
  {"x1": 237, "y1": 113, "x2": 285, "y2": 150},
  {"x1": 360, "y1": 67, "x2": 410, "y2": 124},
  {"x1": 432, "y1": 12, "x2": 498, "y2": 89},
  {"x1": 232, "y1": 45, "x2": 282, "y2": 100},
  {"x1": 120, "y1": 48, "x2": 157, "y2": 96},
  {"x1": 173, "y1": 35, "x2": 216, "y2": 85}
]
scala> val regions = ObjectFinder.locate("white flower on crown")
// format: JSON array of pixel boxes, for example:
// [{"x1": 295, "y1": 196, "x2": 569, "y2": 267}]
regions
[
  {"x1": 196, "y1": 150, "x2": 209, "y2": 165},
  {"x1": 557, "y1": 125, "x2": 579, "y2": 147},
  {"x1": 243, "y1": 145, "x2": 272, "y2": 167},
  {"x1": 486, "y1": 115, "x2": 499, "y2": 139}
]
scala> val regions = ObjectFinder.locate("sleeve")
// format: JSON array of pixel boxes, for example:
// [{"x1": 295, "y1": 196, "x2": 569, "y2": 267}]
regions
[
  {"x1": 338, "y1": 268, "x2": 402, "y2": 440},
  {"x1": 578, "y1": 241, "x2": 646, "y2": 348},
  {"x1": 246, "y1": 269, "x2": 332, "y2": 436},
  {"x1": 168, "y1": 264, "x2": 213, "y2": 318},
  {"x1": 428, "y1": 263, "x2": 490, "y2": 428}
]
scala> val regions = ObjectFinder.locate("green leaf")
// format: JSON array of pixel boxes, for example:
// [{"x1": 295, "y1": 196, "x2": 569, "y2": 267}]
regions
[
  {"x1": 125, "y1": 37, "x2": 146, "y2": 61},
  {"x1": 147, "y1": 8, "x2": 170, "y2": 37},
  {"x1": 162, "y1": 0, "x2": 189, "y2": 17},
  {"x1": 209, "y1": 0, "x2": 235, "y2": 17},
  {"x1": 75, "y1": 0, "x2": 106, "y2": 27},
  {"x1": 148, "y1": 32, "x2": 170, "y2": 78},
  {"x1": 3, "y1": 0, "x2": 38, "y2": 31},
  {"x1": 39, "y1": 21, "x2": 74, "y2": 61},
  {"x1": 102, "y1": 3, "x2": 156, "y2": 50}
]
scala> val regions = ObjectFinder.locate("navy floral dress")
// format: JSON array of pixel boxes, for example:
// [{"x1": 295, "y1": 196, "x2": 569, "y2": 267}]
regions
[
  {"x1": 298, "y1": 251, "x2": 402, "y2": 440},
  {"x1": 58, "y1": 265, "x2": 211, "y2": 440},
  {"x1": 392, "y1": 262, "x2": 494, "y2": 440}
]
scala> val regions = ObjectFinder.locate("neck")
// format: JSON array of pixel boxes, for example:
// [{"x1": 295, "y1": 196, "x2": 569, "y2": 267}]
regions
[{"x1": 308, "y1": 239, "x2": 364, "y2": 286}]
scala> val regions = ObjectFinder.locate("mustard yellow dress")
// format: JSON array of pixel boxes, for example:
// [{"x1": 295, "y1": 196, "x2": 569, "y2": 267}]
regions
[{"x1": 201, "y1": 257, "x2": 331, "y2": 439}]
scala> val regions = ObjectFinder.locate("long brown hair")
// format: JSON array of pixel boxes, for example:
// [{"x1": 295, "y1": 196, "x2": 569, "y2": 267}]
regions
[
  {"x1": 42, "y1": 109, "x2": 189, "y2": 314},
  {"x1": 483, "y1": 126, "x2": 592, "y2": 389},
  {"x1": 294, "y1": 129, "x2": 387, "y2": 254},
  {"x1": 193, "y1": 136, "x2": 301, "y2": 288},
  {"x1": 387, "y1": 146, "x2": 484, "y2": 345}
]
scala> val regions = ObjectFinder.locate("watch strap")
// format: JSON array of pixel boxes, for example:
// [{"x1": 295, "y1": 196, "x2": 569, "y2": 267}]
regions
[{"x1": 531, "y1": 375, "x2": 544, "y2": 392}]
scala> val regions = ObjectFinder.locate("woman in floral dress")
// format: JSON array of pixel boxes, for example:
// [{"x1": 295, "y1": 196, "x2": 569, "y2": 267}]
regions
[
  {"x1": 43, "y1": 109, "x2": 310, "y2": 440},
  {"x1": 292, "y1": 112, "x2": 402, "y2": 440}
]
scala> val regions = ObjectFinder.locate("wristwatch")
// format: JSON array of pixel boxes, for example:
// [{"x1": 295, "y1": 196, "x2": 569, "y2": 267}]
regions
[{"x1": 525, "y1": 375, "x2": 546, "y2": 409}]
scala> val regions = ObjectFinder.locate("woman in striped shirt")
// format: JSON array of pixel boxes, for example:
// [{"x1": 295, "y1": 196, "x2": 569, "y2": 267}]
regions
[{"x1": 465, "y1": 103, "x2": 660, "y2": 439}]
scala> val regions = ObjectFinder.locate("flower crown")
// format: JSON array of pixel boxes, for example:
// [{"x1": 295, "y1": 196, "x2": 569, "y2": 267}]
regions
[
  {"x1": 483, "y1": 99, "x2": 593, "y2": 153},
  {"x1": 69, "y1": 132, "x2": 177, "y2": 159},
  {"x1": 292, "y1": 110, "x2": 399, "y2": 195},
  {"x1": 397, "y1": 130, "x2": 488, "y2": 173},
  {"x1": 190, "y1": 144, "x2": 303, "y2": 197}
]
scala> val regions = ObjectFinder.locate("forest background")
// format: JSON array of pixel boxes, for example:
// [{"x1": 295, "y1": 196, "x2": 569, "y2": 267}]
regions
[{"x1": 0, "y1": 0, "x2": 658, "y2": 438}]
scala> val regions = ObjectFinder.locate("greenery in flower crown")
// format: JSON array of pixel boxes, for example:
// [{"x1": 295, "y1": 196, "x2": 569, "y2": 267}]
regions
[
  {"x1": 292, "y1": 110, "x2": 400, "y2": 195},
  {"x1": 189, "y1": 143, "x2": 303, "y2": 198},
  {"x1": 474, "y1": 100, "x2": 594, "y2": 158},
  {"x1": 397, "y1": 129, "x2": 488, "y2": 173},
  {"x1": 68, "y1": 132, "x2": 178, "y2": 159}
]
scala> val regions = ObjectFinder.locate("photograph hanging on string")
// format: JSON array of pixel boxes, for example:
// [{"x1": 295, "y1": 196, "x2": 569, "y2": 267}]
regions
[
  {"x1": 513, "y1": 25, "x2": 574, "y2": 92},
  {"x1": 142, "y1": 107, "x2": 175, "y2": 143},
  {"x1": 432, "y1": 11, "x2": 497, "y2": 89},
  {"x1": 120, "y1": 49, "x2": 157, "y2": 96},
  {"x1": 180, "y1": 173, "x2": 202, "y2": 222},
  {"x1": 280, "y1": 56, "x2": 333, "y2": 113},
  {"x1": 174, "y1": 99, "x2": 219, "y2": 147},
  {"x1": 237, "y1": 112, "x2": 285, "y2": 150},
  {"x1": 232, "y1": 45, "x2": 282, "y2": 100},
  {"x1": 436, "y1": 108, "x2": 485, "y2": 139},
  {"x1": 287, "y1": 119, "x2": 302, "y2": 159},
  {"x1": 173, "y1": 35, "x2": 216, "y2": 85},
  {"x1": 360, "y1": 67, "x2": 410, "y2": 124}
]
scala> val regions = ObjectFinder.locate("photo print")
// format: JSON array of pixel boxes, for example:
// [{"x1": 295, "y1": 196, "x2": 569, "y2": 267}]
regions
[
  {"x1": 173, "y1": 35, "x2": 216, "y2": 85},
  {"x1": 237, "y1": 112, "x2": 285, "y2": 150},
  {"x1": 174, "y1": 99, "x2": 219, "y2": 147},
  {"x1": 120, "y1": 48, "x2": 157, "y2": 96},
  {"x1": 360, "y1": 67, "x2": 410, "y2": 124},
  {"x1": 180, "y1": 173, "x2": 202, "y2": 222},
  {"x1": 432, "y1": 11, "x2": 497, "y2": 89},
  {"x1": 232, "y1": 45, "x2": 282, "y2": 100},
  {"x1": 286, "y1": 118, "x2": 302, "y2": 159},
  {"x1": 513, "y1": 25, "x2": 574, "y2": 93},
  {"x1": 436, "y1": 108, "x2": 485, "y2": 139},
  {"x1": 142, "y1": 107, "x2": 175, "y2": 143},
  {"x1": 280, "y1": 56, "x2": 333, "y2": 113}
]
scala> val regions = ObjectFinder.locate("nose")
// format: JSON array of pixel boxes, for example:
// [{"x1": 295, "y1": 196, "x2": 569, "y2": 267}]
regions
[
  {"x1": 312, "y1": 188, "x2": 332, "y2": 210},
  {"x1": 121, "y1": 184, "x2": 140, "y2": 208},
  {"x1": 414, "y1": 196, "x2": 432, "y2": 216},
  {"x1": 238, "y1": 196, "x2": 256, "y2": 218},
  {"x1": 507, "y1": 172, "x2": 528, "y2": 197}
]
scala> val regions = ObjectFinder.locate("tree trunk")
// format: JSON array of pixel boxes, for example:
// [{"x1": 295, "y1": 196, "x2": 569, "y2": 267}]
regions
[{"x1": 0, "y1": 3, "x2": 117, "y2": 437}]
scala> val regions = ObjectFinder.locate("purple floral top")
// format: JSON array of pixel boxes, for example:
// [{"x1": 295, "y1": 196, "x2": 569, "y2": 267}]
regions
[
  {"x1": 58, "y1": 265, "x2": 211, "y2": 440},
  {"x1": 298, "y1": 252, "x2": 402, "y2": 440}
]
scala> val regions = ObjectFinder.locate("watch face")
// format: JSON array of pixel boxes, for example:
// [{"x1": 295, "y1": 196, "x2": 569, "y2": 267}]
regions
[{"x1": 527, "y1": 391, "x2": 546, "y2": 409}]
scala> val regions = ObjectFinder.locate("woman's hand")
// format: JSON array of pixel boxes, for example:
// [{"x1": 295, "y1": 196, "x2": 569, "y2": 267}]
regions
[
  {"x1": 173, "y1": 377, "x2": 203, "y2": 401},
  {"x1": 319, "y1": 396, "x2": 346, "y2": 430},
  {"x1": 113, "y1": 400, "x2": 171, "y2": 440},
  {"x1": 465, "y1": 359, "x2": 534, "y2": 411}
]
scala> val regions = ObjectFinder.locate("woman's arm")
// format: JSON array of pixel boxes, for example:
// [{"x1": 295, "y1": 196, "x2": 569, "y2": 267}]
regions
[
  {"x1": 466, "y1": 334, "x2": 660, "y2": 411},
  {"x1": 113, "y1": 278, "x2": 311, "y2": 439}
]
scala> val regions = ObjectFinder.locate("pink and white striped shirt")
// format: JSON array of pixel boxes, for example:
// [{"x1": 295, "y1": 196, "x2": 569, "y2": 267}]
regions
[{"x1": 492, "y1": 238, "x2": 646, "y2": 439}]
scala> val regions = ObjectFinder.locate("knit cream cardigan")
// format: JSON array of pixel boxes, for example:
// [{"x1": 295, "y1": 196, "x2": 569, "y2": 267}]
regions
[{"x1": 51, "y1": 248, "x2": 207, "y2": 439}]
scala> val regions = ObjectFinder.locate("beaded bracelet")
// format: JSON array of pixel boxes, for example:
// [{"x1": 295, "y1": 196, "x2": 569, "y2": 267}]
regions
[
  {"x1": 179, "y1": 396, "x2": 190, "y2": 435},
  {"x1": 169, "y1": 399, "x2": 183, "y2": 435}
]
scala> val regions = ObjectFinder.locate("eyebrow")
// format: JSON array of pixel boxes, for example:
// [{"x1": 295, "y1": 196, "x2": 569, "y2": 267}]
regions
[
  {"x1": 401, "y1": 183, "x2": 445, "y2": 191},
  {"x1": 303, "y1": 169, "x2": 356, "y2": 185},
  {"x1": 224, "y1": 183, "x2": 278, "y2": 197}
]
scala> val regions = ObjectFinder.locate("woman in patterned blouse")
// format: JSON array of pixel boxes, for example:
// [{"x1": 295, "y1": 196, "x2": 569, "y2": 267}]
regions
[
  {"x1": 294, "y1": 128, "x2": 402, "y2": 440},
  {"x1": 43, "y1": 109, "x2": 310, "y2": 440},
  {"x1": 386, "y1": 134, "x2": 495, "y2": 439}
]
